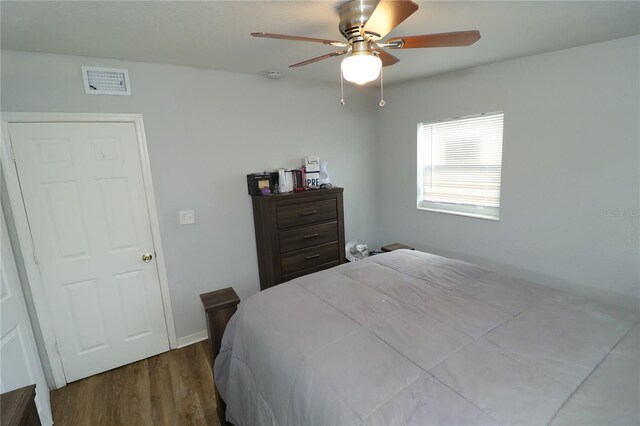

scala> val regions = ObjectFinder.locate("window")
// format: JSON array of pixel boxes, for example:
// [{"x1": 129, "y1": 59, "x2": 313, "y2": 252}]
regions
[{"x1": 417, "y1": 112, "x2": 504, "y2": 220}]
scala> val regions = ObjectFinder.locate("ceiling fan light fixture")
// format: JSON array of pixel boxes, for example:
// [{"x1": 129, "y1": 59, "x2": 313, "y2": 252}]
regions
[
  {"x1": 341, "y1": 52, "x2": 382, "y2": 85},
  {"x1": 252, "y1": 0, "x2": 482, "y2": 92}
]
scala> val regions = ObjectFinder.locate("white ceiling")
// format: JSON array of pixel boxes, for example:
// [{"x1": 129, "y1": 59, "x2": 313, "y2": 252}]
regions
[{"x1": 2, "y1": 1, "x2": 639, "y2": 84}]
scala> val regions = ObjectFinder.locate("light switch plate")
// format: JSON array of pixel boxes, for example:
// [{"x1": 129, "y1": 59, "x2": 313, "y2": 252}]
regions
[{"x1": 179, "y1": 210, "x2": 195, "y2": 225}]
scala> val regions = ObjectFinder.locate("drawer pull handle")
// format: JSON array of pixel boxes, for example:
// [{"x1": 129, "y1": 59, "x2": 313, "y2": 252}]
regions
[
  {"x1": 301, "y1": 210, "x2": 318, "y2": 216},
  {"x1": 303, "y1": 233, "x2": 319, "y2": 239},
  {"x1": 305, "y1": 254, "x2": 320, "y2": 260}
]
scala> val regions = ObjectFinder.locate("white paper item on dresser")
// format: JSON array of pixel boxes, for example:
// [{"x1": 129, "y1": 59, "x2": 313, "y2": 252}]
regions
[{"x1": 277, "y1": 168, "x2": 293, "y2": 193}]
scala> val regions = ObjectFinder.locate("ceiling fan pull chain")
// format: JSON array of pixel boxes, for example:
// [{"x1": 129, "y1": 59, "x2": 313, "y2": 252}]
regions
[
  {"x1": 340, "y1": 69, "x2": 346, "y2": 106},
  {"x1": 379, "y1": 67, "x2": 386, "y2": 107}
]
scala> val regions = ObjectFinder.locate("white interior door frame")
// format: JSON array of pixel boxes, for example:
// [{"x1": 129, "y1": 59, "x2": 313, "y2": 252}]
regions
[{"x1": 1, "y1": 112, "x2": 177, "y2": 388}]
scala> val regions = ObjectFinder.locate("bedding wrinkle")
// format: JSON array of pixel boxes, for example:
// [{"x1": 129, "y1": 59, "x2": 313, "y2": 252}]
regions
[
  {"x1": 453, "y1": 273, "x2": 555, "y2": 316},
  {"x1": 548, "y1": 321, "x2": 640, "y2": 425},
  {"x1": 483, "y1": 295, "x2": 637, "y2": 388},
  {"x1": 225, "y1": 310, "x2": 362, "y2": 425},
  {"x1": 220, "y1": 310, "x2": 272, "y2": 423},
  {"x1": 249, "y1": 284, "x2": 362, "y2": 424},
  {"x1": 415, "y1": 291, "x2": 513, "y2": 339},
  {"x1": 285, "y1": 352, "x2": 362, "y2": 425},
  {"x1": 279, "y1": 292, "x2": 363, "y2": 425},
  {"x1": 366, "y1": 304, "x2": 472, "y2": 371},
  {"x1": 477, "y1": 338, "x2": 574, "y2": 388},
  {"x1": 223, "y1": 356, "x2": 275, "y2": 425},
  {"x1": 431, "y1": 340, "x2": 575, "y2": 425},
  {"x1": 328, "y1": 268, "x2": 477, "y2": 371},
  {"x1": 360, "y1": 372, "x2": 429, "y2": 423},
  {"x1": 427, "y1": 375, "x2": 501, "y2": 425}
]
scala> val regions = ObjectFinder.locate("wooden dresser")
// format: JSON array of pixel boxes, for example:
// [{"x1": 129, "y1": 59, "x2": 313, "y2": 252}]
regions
[
  {"x1": 251, "y1": 188, "x2": 346, "y2": 290},
  {"x1": 1, "y1": 385, "x2": 40, "y2": 426}
]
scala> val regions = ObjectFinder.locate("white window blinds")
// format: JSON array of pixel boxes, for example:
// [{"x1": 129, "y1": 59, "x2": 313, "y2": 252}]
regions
[{"x1": 417, "y1": 112, "x2": 504, "y2": 220}]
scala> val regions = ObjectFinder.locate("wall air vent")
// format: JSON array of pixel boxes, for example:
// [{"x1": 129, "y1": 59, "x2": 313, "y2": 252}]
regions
[{"x1": 82, "y1": 66, "x2": 131, "y2": 95}]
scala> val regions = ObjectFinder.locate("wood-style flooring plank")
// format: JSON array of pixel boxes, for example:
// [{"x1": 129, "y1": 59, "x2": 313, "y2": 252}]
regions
[
  {"x1": 86, "y1": 372, "x2": 114, "y2": 426},
  {"x1": 167, "y1": 344, "x2": 208, "y2": 426},
  {"x1": 183, "y1": 342, "x2": 217, "y2": 422},
  {"x1": 148, "y1": 348, "x2": 175, "y2": 426},
  {"x1": 50, "y1": 341, "x2": 219, "y2": 426},
  {"x1": 113, "y1": 359, "x2": 152, "y2": 425}
]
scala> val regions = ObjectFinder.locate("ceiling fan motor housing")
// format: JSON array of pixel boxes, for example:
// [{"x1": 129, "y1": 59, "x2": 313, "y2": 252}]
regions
[{"x1": 338, "y1": 0, "x2": 379, "y2": 40}]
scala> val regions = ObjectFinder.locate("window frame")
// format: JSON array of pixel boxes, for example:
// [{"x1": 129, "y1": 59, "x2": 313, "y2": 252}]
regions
[{"x1": 416, "y1": 112, "x2": 504, "y2": 221}]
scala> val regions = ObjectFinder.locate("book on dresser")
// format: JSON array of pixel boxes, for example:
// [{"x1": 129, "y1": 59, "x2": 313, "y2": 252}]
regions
[{"x1": 251, "y1": 187, "x2": 346, "y2": 290}]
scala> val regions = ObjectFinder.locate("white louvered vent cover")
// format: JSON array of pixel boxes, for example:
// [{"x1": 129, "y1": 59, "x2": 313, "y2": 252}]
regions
[{"x1": 82, "y1": 66, "x2": 131, "y2": 95}]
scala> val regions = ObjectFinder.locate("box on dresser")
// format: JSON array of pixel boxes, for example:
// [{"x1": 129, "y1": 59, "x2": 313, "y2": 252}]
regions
[
  {"x1": 246, "y1": 172, "x2": 278, "y2": 196},
  {"x1": 251, "y1": 188, "x2": 346, "y2": 290}
]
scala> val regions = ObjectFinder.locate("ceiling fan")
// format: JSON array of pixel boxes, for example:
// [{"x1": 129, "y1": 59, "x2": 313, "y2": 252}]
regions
[{"x1": 251, "y1": 0, "x2": 481, "y2": 86}]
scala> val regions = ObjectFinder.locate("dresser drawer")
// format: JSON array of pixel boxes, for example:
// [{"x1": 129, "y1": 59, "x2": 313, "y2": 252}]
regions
[
  {"x1": 280, "y1": 242, "x2": 340, "y2": 275},
  {"x1": 276, "y1": 199, "x2": 337, "y2": 229},
  {"x1": 279, "y1": 221, "x2": 338, "y2": 253}
]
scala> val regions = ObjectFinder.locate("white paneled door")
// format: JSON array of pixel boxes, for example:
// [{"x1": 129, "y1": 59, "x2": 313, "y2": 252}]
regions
[
  {"x1": 8, "y1": 122, "x2": 170, "y2": 382},
  {"x1": 1, "y1": 212, "x2": 53, "y2": 424}
]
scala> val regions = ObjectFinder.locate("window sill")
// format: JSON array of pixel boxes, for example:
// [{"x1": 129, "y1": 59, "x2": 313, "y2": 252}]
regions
[{"x1": 417, "y1": 205, "x2": 499, "y2": 221}]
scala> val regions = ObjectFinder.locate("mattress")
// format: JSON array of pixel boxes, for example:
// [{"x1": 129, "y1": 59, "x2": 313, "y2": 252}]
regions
[{"x1": 215, "y1": 250, "x2": 639, "y2": 425}]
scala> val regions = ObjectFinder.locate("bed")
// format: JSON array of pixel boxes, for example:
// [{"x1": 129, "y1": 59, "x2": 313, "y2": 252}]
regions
[{"x1": 204, "y1": 250, "x2": 639, "y2": 425}]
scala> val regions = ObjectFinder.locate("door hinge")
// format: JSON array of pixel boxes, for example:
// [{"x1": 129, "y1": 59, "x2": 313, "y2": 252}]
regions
[
  {"x1": 33, "y1": 252, "x2": 39, "y2": 265},
  {"x1": 9, "y1": 143, "x2": 16, "y2": 163},
  {"x1": 54, "y1": 341, "x2": 60, "y2": 354}
]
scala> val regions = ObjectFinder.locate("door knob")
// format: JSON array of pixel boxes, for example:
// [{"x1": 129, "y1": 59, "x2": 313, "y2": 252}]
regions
[{"x1": 142, "y1": 253, "x2": 153, "y2": 263}]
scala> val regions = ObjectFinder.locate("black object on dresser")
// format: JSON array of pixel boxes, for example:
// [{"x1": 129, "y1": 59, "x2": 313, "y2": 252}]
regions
[{"x1": 251, "y1": 188, "x2": 346, "y2": 290}]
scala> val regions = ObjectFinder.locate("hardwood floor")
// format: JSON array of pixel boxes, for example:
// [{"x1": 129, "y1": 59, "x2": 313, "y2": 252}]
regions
[{"x1": 50, "y1": 341, "x2": 220, "y2": 426}]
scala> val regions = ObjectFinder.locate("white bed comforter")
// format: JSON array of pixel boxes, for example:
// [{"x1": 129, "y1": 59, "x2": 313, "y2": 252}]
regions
[{"x1": 215, "y1": 250, "x2": 639, "y2": 425}]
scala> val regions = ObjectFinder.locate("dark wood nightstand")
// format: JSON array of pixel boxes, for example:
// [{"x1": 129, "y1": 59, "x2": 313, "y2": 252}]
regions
[
  {"x1": 200, "y1": 287, "x2": 240, "y2": 426},
  {"x1": 381, "y1": 243, "x2": 415, "y2": 252}
]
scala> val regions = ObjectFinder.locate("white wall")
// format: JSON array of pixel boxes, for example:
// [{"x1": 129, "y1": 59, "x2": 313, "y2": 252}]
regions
[
  {"x1": 2, "y1": 34, "x2": 638, "y2": 389},
  {"x1": 0, "y1": 50, "x2": 379, "y2": 344},
  {"x1": 375, "y1": 35, "x2": 640, "y2": 311}
]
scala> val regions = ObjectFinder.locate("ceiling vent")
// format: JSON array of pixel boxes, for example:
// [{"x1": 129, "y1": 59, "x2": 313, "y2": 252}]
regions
[{"x1": 82, "y1": 66, "x2": 131, "y2": 95}]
